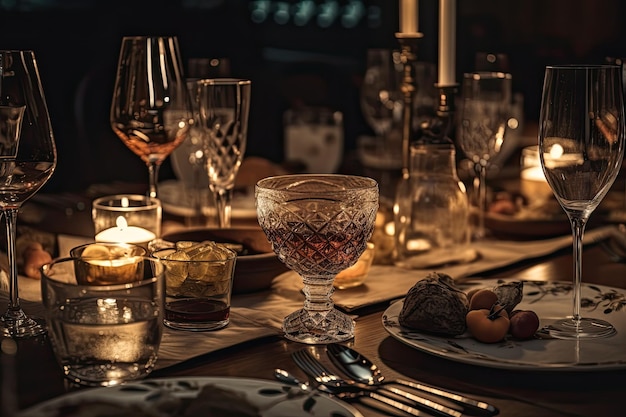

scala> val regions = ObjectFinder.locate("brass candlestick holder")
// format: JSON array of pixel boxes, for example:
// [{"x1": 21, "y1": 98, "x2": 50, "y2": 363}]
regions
[{"x1": 395, "y1": 32, "x2": 423, "y2": 179}]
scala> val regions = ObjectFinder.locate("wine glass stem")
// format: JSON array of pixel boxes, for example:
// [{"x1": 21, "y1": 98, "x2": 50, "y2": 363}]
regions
[
  {"x1": 570, "y1": 216, "x2": 587, "y2": 323},
  {"x1": 3, "y1": 208, "x2": 20, "y2": 311},
  {"x1": 473, "y1": 163, "x2": 487, "y2": 239},
  {"x1": 302, "y1": 277, "x2": 334, "y2": 313},
  {"x1": 148, "y1": 162, "x2": 160, "y2": 199},
  {"x1": 213, "y1": 187, "x2": 233, "y2": 228}
]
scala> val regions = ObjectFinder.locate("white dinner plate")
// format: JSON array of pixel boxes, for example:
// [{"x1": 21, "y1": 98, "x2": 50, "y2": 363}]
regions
[
  {"x1": 18, "y1": 376, "x2": 364, "y2": 417},
  {"x1": 383, "y1": 278, "x2": 626, "y2": 371},
  {"x1": 158, "y1": 180, "x2": 257, "y2": 219}
]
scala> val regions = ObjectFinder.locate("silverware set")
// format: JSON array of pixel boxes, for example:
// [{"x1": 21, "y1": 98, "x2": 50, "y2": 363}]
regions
[{"x1": 278, "y1": 344, "x2": 499, "y2": 417}]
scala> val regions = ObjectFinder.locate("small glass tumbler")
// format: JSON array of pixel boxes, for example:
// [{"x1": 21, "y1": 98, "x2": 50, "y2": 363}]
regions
[
  {"x1": 41, "y1": 257, "x2": 164, "y2": 387},
  {"x1": 92, "y1": 194, "x2": 162, "y2": 247},
  {"x1": 152, "y1": 242, "x2": 237, "y2": 331}
]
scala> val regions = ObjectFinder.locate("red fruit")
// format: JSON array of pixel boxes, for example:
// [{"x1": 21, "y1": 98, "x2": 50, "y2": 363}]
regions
[{"x1": 509, "y1": 310, "x2": 540, "y2": 339}]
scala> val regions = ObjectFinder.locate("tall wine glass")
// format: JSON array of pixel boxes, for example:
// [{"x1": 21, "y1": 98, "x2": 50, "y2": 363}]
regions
[
  {"x1": 110, "y1": 36, "x2": 192, "y2": 199},
  {"x1": 360, "y1": 49, "x2": 404, "y2": 155},
  {"x1": 457, "y1": 71, "x2": 512, "y2": 239},
  {"x1": 196, "y1": 78, "x2": 251, "y2": 228},
  {"x1": 539, "y1": 65, "x2": 625, "y2": 339},
  {"x1": 0, "y1": 50, "x2": 57, "y2": 338},
  {"x1": 256, "y1": 174, "x2": 378, "y2": 344}
]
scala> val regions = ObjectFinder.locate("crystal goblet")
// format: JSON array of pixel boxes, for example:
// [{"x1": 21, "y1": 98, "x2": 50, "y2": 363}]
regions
[{"x1": 255, "y1": 174, "x2": 378, "y2": 344}]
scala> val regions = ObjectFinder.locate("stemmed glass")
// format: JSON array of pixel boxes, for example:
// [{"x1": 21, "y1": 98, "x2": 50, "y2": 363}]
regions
[
  {"x1": 360, "y1": 49, "x2": 404, "y2": 155},
  {"x1": 0, "y1": 50, "x2": 57, "y2": 338},
  {"x1": 196, "y1": 78, "x2": 251, "y2": 228},
  {"x1": 110, "y1": 36, "x2": 193, "y2": 199},
  {"x1": 457, "y1": 71, "x2": 512, "y2": 239},
  {"x1": 256, "y1": 174, "x2": 378, "y2": 344},
  {"x1": 539, "y1": 65, "x2": 625, "y2": 339}
]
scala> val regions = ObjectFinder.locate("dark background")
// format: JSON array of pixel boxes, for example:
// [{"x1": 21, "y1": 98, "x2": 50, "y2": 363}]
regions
[{"x1": 1, "y1": 0, "x2": 625, "y2": 192}]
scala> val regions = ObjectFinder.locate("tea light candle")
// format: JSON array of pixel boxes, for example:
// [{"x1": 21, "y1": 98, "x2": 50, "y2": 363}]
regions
[{"x1": 95, "y1": 216, "x2": 156, "y2": 244}]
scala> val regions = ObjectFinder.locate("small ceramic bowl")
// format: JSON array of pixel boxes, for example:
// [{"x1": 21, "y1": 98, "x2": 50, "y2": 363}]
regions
[{"x1": 160, "y1": 227, "x2": 287, "y2": 294}]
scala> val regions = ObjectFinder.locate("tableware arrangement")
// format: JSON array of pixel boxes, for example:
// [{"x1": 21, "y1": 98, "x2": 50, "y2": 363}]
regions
[
  {"x1": 196, "y1": 78, "x2": 251, "y2": 228},
  {"x1": 17, "y1": 376, "x2": 365, "y2": 417},
  {"x1": 383, "y1": 278, "x2": 626, "y2": 370},
  {"x1": 92, "y1": 194, "x2": 162, "y2": 247},
  {"x1": 292, "y1": 348, "x2": 462, "y2": 417},
  {"x1": 152, "y1": 242, "x2": 237, "y2": 331},
  {"x1": 69, "y1": 242, "x2": 147, "y2": 285},
  {"x1": 40, "y1": 256, "x2": 164, "y2": 386},
  {"x1": 539, "y1": 64, "x2": 625, "y2": 339},
  {"x1": 326, "y1": 343, "x2": 498, "y2": 417},
  {"x1": 160, "y1": 226, "x2": 289, "y2": 294},
  {"x1": 110, "y1": 36, "x2": 193, "y2": 199},
  {"x1": 0, "y1": 50, "x2": 57, "y2": 338},
  {"x1": 457, "y1": 71, "x2": 513, "y2": 240},
  {"x1": 256, "y1": 174, "x2": 378, "y2": 344}
]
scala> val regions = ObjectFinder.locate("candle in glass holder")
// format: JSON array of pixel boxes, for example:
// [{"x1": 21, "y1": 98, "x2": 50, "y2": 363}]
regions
[
  {"x1": 92, "y1": 194, "x2": 161, "y2": 247},
  {"x1": 95, "y1": 216, "x2": 156, "y2": 244},
  {"x1": 70, "y1": 242, "x2": 147, "y2": 285},
  {"x1": 520, "y1": 146, "x2": 553, "y2": 205}
]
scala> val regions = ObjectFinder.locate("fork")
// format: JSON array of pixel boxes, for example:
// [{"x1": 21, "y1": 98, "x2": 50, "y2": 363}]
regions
[{"x1": 292, "y1": 349, "x2": 464, "y2": 417}]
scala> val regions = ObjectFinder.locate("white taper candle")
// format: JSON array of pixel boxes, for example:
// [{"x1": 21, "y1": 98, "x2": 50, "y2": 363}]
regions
[
  {"x1": 399, "y1": 0, "x2": 419, "y2": 33},
  {"x1": 438, "y1": 0, "x2": 456, "y2": 86}
]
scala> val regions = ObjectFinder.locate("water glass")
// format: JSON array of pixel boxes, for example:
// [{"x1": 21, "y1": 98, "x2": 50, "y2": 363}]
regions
[{"x1": 41, "y1": 257, "x2": 164, "y2": 387}]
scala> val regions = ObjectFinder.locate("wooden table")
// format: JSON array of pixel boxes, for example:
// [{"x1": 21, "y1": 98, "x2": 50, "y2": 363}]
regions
[{"x1": 4, "y1": 239, "x2": 626, "y2": 417}]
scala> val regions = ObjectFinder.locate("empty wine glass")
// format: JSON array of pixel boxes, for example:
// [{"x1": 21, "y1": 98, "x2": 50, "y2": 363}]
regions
[
  {"x1": 457, "y1": 71, "x2": 512, "y2": 239},
  {"x1": 539, "y1": 65, "x2": 625, "y2": 339},
  {"x1": 196, "y1": 78, "x2": 251, "y2": 228},
  {"x1": 360, "y1": 49, "x2": 404, "y2": 156},
  {"x1": 110, "y1": 36, "x2": 193, "y2": 199},
  {"x1": 0, "y1": 50, "x2": 57, "y2": 338},
  {"x1": 256, "y1": 174, "x2": 378, "y2": 344}
]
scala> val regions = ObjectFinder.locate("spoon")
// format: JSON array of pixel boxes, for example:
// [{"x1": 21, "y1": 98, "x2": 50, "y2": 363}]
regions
[{"x1": 326, "y1": 343, "x2": 499, "y2": 417}]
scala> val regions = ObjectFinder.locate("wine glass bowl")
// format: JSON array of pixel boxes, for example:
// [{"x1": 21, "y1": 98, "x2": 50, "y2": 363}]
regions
[
  {"x1": 539, "y1": 64, "x2": 625, "y2": 339},
  {"x1": 110, "y1": 36, "x2": 192, "y2": 199},
  {"x1": 196, "y1": 78, "x2": 251, "y2": 228},
  {"x1": 0, "y1": 50, "x2": 57, "y2": 338},
  {"x1": 255, "y1": 174, "x2": 378, "y2": 344}
]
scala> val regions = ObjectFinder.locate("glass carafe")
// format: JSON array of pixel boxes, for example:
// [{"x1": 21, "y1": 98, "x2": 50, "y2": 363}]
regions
[{"x1": 394, "y1": 139, "x2": 471, "y2": 269}]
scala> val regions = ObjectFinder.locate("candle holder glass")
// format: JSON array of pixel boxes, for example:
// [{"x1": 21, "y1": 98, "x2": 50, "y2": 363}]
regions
[{"x1": 92, "y1": 194, "x2": 162, "y2": 247}]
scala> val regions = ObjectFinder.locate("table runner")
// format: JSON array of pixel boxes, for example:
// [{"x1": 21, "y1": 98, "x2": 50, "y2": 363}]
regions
[{"x1": 0, "y1": 225, "x2": 618, "y2": 370}]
